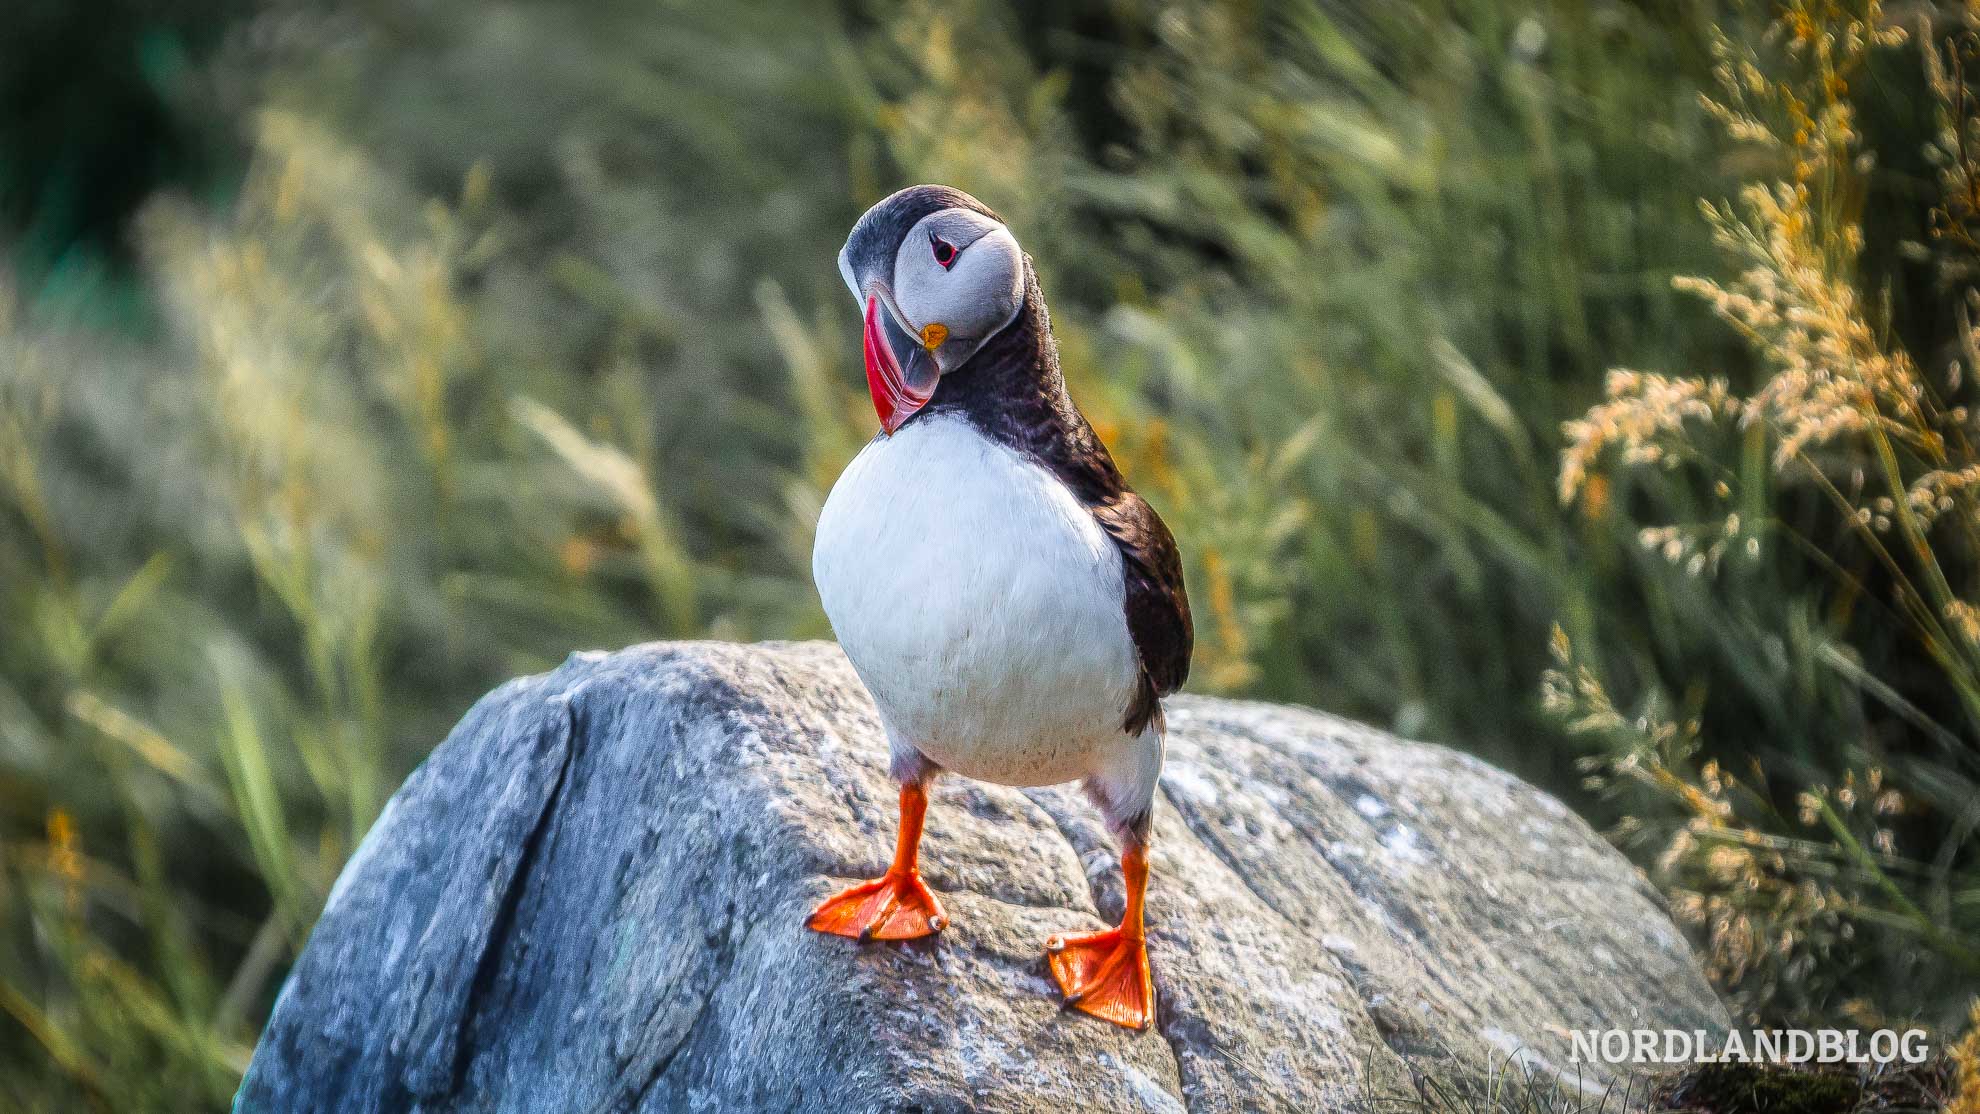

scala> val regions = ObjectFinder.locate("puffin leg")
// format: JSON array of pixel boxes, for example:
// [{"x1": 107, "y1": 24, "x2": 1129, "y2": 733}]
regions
[
  {"x1": 807, "y1": 782, "x2": 948, "y2": 941},
  {"x1": 1046, "y1": 838, "x2": 1154, "y2": 1030}
]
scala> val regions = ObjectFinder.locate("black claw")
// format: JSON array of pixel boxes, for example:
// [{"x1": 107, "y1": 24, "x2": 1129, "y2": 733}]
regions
[{"x1": 857, "y1": 927, "x2": 874, "y2": 944}]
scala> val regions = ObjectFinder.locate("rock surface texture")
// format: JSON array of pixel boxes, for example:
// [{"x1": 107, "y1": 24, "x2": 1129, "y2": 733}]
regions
[{"x1": 238, "y1": 641, "x2": 1727, "y2": 1113}]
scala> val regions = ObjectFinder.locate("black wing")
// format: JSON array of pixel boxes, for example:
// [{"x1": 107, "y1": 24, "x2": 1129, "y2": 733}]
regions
[{"x1": 1091, "y1": 491, "x2": 1192, "y2": 735}]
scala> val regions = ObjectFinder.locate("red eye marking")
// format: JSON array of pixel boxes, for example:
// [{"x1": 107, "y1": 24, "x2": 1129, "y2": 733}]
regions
[{"x1": 930, "y1": 233, "x2": 958, "y2": 270}]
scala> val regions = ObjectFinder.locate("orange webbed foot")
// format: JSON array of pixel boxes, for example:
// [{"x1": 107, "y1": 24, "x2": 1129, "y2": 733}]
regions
[
  {"x1": 1046, "y1": 925, "x2": 1154, "y2": 1029},
  {"x1": 806, "y1": 869, "x2": 948, "y2": 942}
]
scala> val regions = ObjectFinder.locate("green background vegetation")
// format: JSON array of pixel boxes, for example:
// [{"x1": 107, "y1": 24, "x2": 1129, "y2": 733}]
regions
[{"x1": 0, "y1": 0, "x2": 1973, "y2": 1108}]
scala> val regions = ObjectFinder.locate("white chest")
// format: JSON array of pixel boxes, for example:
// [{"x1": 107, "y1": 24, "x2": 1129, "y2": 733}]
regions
[{"x1": 812, "y1": 415, "x2": 1138, "y2": 786}]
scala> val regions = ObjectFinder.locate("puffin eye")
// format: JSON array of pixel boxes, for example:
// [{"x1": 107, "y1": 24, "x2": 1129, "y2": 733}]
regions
[{"x1": 929, "y1": 233, "x2": 958, "y2": 270}]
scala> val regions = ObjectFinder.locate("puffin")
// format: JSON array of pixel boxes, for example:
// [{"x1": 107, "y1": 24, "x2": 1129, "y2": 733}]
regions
[{"x1": 808, "y1": 184, "x2": 1193, "y2": 1031}]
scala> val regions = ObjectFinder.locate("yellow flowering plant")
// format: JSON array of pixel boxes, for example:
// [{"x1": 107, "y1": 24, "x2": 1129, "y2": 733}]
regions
[{"x1": 1557, "y1": 0, "x2": 1980, "y2": 1028}]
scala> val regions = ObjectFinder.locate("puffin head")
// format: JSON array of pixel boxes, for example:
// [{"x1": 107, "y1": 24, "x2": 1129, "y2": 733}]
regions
[{"x1": 838, "y1": 185, "x2": 1026, "y2": 434}]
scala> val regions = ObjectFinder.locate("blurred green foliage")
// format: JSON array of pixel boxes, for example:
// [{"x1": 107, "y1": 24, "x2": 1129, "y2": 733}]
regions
[{"x1": 0, "y1": 0, "x2": 1973, "y2": 1108}]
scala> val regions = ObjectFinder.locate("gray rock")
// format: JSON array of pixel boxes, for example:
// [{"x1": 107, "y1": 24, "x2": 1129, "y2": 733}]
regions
[{"x1": 237, "y1": 641, "x2": 1726, "y2": 1113}]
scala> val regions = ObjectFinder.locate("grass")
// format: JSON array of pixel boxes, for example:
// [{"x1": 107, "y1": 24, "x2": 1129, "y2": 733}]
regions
[
  {"x1": 0, "y1": 0, "x2": 1977, "y2": 1109},
  {"x1": 1551, "y1": 0, "x2": 1980, "y2": 1029}
]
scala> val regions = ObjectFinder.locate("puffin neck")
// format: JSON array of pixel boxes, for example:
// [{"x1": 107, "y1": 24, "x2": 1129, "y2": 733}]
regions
[
  {"x1": 913, "y1": 259, "x2": 1127, "y2": 502},
  {"x1": 921, "y1": 264, "x2": 1069, "y2": 424}
]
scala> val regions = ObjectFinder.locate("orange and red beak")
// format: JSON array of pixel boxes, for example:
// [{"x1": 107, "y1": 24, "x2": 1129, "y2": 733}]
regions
[{"x1": 863, "y1": 293, "x2": 939, "y2": 434}]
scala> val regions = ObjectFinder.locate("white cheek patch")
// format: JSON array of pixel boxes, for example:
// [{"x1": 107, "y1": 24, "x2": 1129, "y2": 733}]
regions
[{"x1": 891, "y1": 219, "x2": 1022, "y2": 343}]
